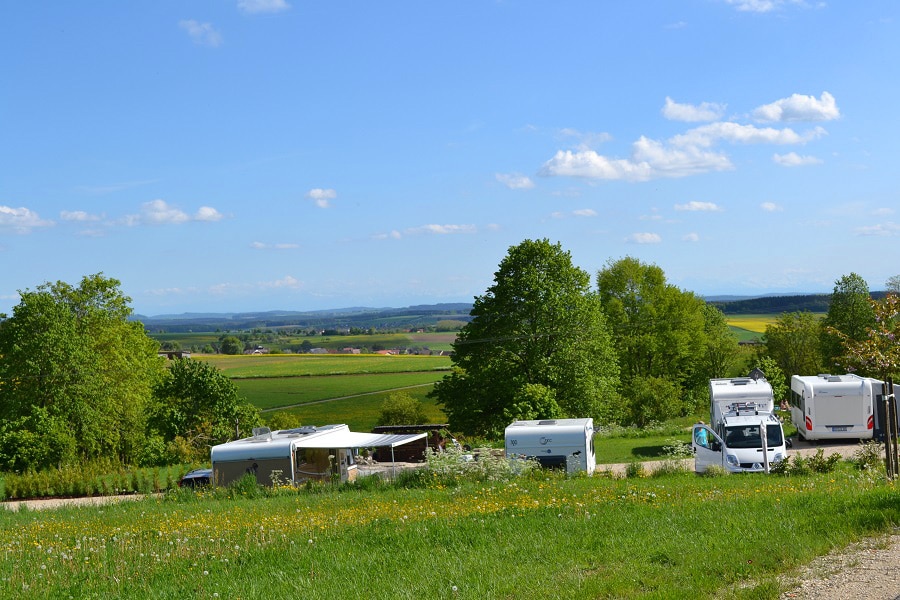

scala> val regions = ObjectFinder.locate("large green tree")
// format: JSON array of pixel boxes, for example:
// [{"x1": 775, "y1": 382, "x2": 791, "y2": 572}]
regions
[
  {"x1": 430, "y1": 239, "x2": 619, "y2": 437},
  {"x1": 827, "y1": 294, "x2": 900, "y2": 380},
  {"x1": 763, "y1": 311, "x2": 824, "y2": 377},
  {"x1": 821, "y1": 273, "x2": 876, "y2": 371},
  {"x1": 148, "y1": 358, "x2": 261, "y2": 462},
  {"x1": 596, "y1": 257, "x2": 733, "y2": 422},
  {"x1": 0, "y1": 274, "x2": 165, "y2": 470}
]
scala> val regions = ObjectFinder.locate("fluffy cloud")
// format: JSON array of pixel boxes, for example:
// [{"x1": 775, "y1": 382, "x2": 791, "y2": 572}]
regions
[
  {"x1": 662, "y1": 97, "x2": 726, "y2": 122},
  {"x1": 125, "y1": 200, "x2": 223, "y2": 226},
  {"x1": 753, "y1": 92, "x2": 840, "y2": 123},
  {"x1": 572, "y1": 208, "x2": 598, "y2": 217},
  {"x1": 683, "y1": 232, "x2": 700, "y2": 242},
  {"x1": 60, "y1": 210, "x2": 103, "y2": 222},
  {"x1": 761, "y1": 202, "x2": 783, "y2": 212},
  {"x1": 773, "y1": 152, "x2": 823, "y2": 167},
  {"x1": 307, "y1": 188, "x2": 337, "y2": 208},
  {"x1": 406, "y1": 224, "x2": 477, "y2": 235},
  {"x1": 495, "y1": 172, "x2": 535, "y2": 190},
  {"x1": 238, "y1": 0, "x2": 290, "y2": 13},
  {"x1": 674, "y1": 201, "x2": 722, "y2": 212},
  {"x1": 626, "y1": 232, "x2": 662, "y2": 244},
  {"x1": 251, "y1": 241, "x2": 300, "y2": 249},
  {"x1": 179, "y1": 20, "x2": 222, "y2": 47},
  {"x1": 856, "y1": 222, "x2": 900, "y2": 237},
  {"x1": 671, "y1": 122, "x2": 826, "y2": 148},
  {"x1": 0, "y1": 205, "x2": 53, "y2": 233}
]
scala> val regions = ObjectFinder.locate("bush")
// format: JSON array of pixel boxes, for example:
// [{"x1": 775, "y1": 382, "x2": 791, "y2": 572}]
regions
[
  {"x1": 624, "y1": 461, "x2": 646, "y2": 478},
  {"x1": 852, "y1": 441, "x2": 884, "y2": 472}
]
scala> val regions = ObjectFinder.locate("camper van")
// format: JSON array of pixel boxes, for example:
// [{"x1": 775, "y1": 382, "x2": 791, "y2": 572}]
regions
[
  {"x1": 693, "y1": 375, "x2": 787, "y2": 473},
  {"x1": 790, "y1": 374, "x2": 882, "y2": 441},
  {"x1": 210, "y1": 424, "x2": 427, "y2": 486},
  {"x1": 504, "y1": 418, "x2": 596, "y2": 474}
]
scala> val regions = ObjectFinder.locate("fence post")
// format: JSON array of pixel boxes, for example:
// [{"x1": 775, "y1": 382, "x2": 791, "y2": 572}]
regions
[{"x1": 888, "y1": 379, "x2": 899, "y2": 480}]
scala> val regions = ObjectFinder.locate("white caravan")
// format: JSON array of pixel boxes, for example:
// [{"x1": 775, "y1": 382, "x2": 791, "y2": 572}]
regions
[
  {"x1": 790, "y1": 374, "x2": 882, "y2": 441},
  {"x1": 504, "y1": 418, "x2": 596, "y2": 475},
  {"x1": 693, "y1": 376, "x2": 787, "y2": 473}
]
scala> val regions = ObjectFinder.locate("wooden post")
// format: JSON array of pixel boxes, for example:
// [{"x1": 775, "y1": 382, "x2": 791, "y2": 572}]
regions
[{"x1": 888, "y1": 379, "x2": 899, "y2": 480}]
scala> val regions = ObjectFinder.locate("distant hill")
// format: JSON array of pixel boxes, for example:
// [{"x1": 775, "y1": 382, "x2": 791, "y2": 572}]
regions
[
  {"x1": 709, "y1": 291, "x2": 887, "y2": 315},
  {"x1": 133, "y1": 303, "x2": 475, "y2": 332}
]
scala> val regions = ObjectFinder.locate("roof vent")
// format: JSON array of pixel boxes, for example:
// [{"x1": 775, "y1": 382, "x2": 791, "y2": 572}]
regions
[
  {"x1": 251, "y1": 427, "x2": 272, "y2": 442},
  {"x1": 538, "y1": 420, "x2": 558, "y2": 426}
]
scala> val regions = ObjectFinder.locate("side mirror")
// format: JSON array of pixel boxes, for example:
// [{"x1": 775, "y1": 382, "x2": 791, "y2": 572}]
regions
[
  {"x1": 785, "y1": 438, "x2": 793, "y2": 448},
  {"x1": 711, "y1": 441, "x2": 721, "y2": 452}
]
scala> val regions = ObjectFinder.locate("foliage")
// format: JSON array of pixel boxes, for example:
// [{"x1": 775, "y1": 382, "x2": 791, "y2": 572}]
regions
[
  {"x1": 148, "y1": 358, "x2": 261, "y2": 462},
  {"x1": 626, "y1": 376, "x2": 685, "y2": 427},
  {"x1": 0, "y1": 274, "x2": 165, "y2": 470},
  {"x1": 432, "y1": 239, "x2": 620, "y2": 436},
  {"x1": 852, "y1": 440, "x2": 884, "y2": 472},
  {"x1": 887, "y1": 275, "x2": 900, "y2": 294},
  {"x1": 265, "y1": 411, "x2": 303, "y2": 431},
  {"x1": 0, "y1": 460, "x2": 184, "y2": 500},
  {"x1": 597, "y1": 256, "x2": 734, "y2": 423},
  {"x1": 763, "y1": 311, "x2": 824, "y2": 377},
  {"x1": 827, "y1": 293, "x2": 900, "y2": 380},
  {"x1": 376, "y1": 390, "x2": 428, "y2": 425},
  {"x1": 754, "y1": 356, "x2": 788, "y2": 402},
  {"x1": 771, "y1": 450, "x2": 841, "y2": 476},
  {"x1": 821, "y1": 273, "x2": 876, "y2": 371},
  {"x1": 219, "y1": 335, "x2": 243, "y2": 355}
]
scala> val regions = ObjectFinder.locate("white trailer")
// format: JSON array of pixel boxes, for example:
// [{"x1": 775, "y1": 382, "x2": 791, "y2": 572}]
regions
[
  {"x1": 790, "y1": 374, "x2": 882, "y2": 441},
  {"x1": 504, "y1": 418, "x2": 595, "y2": 475},
  {"x1": 709, "y1": 376, "x2": 775, "y2": 425}
]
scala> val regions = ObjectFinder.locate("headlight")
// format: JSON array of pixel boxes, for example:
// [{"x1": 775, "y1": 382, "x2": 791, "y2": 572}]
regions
[
  {"x1": 772, "y1": 453, "x2": 784, "y2": 463},
  {"x1": 726, "y1": 454, "x2": 740, "y2": 467}
]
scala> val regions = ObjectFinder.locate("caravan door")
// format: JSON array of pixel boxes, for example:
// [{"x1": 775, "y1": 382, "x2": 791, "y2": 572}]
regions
[{"x1": 692, "y1": 424, "x2": 725, "y2": 473}]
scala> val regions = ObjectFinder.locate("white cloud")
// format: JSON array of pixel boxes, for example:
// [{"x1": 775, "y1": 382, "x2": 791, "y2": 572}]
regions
[
  {"x1": 60, "y1": 210, "x2": 103, "y2": 222},
  {"x1": 773, "y1": 152, "x2": 823, "y2": 167},
  {"x1": 251, "y1": 241, "x2": 299, "y2": 249},
  {"x1": 724, "y1": 0, "x2": 813, "y2": 13},
  {"x1": 238, "y1": 0, "x2": 290, "y2": 13},
  {"x1": 125, "y1": 200, "x2": 222, "y2": 226},
  {"x1": 573, "y1": 208, "x2": 598, "y2": 217},
  {"x1": 495, "y1": 172, "x2": 535, "y2": 190},
  {"x1": 626, "y1": 232, "x2": 662, "y2": 244},
  {"x1": 406, "y1": 224, "x2": 477, "y2": 235},
  {"x1": 753, "y1": 92, "x2": 840, "y2": 123},
  {"x1": 856, "y1": 222, "x2": 900, "y2": 237},
  {"x1": 873, "y1": 207, "x2": 895, "y2": 216},
  {"x1": 307, "y1": 188, "x2": 337, "y2": 208},
  {"x1": 0, "y1": 205, "x2": 53, "y2": 233},
  {"x1": 261, "y1": 275, "x2": 303, "y2": 289},
  {"x1": 179, "y1": 20, "x2": 223, "y2": 47},
  {"x1": 674, "y1": 201, "x2": 722, "y2": 212},
  {"x1": 671, "y1": 122, "x2": 826, "y2": 148},
  {"x1": 761, "y1": 202, "x2": 783, "y2": 212},
  {"x1": 683, "y1": 232, "x2": 700, "y2": 242},
  {"x1": 662, "y1": 97, "x2": 726, "y2": 122},
  {"x1": 373, "y1": 230, "x2": 403, "y2": 240},
  {"x1": 195, "y1": 206, "x2": 224, "y2": 221}
]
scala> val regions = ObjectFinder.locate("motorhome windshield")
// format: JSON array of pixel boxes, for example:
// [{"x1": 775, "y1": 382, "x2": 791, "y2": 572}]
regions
[{"x1": 724, "y1": 424, "x2": 784, "y2": 449}]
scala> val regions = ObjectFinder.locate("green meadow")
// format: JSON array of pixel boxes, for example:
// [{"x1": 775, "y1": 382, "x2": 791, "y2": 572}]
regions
[{"x1": 2, "y1": 464, "x2": 897, "y2": 599}]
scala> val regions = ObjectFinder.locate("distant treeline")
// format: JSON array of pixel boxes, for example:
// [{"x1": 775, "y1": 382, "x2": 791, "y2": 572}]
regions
[
  {"x1": 709, "y1": 292, "x2": 887, "y2": 315},
  {"x1": 135, "y1": 293, "x2": 892, "y2": 332}
]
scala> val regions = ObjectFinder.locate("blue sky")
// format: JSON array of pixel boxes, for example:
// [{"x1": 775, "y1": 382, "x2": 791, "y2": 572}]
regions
[{"x1": 2, "y1": 1, "x2": 898, "y2": 316}]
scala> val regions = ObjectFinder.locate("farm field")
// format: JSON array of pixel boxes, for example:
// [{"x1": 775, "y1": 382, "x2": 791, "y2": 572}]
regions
[
  {"x1": 2, "y1": 464, "x2": 896, "y2": 598},
  {"x1": 234, "y1": 372, "x2": 447, "y2": 412},
  {"x1": 149, "y1": 331, "x2": 458, "y2": 353},
  {"x1": 197, "y1": 354, "x2": 451, "y2": 378}
]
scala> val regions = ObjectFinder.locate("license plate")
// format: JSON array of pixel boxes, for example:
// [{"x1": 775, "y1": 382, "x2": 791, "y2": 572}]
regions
[{"x1": 831, "y1": 426, "x2": 848, "y2": 432}]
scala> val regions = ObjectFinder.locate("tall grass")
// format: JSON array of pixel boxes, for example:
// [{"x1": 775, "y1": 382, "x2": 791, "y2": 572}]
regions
[{"x1": 0, "y1": 463, "x2": 895, "y2": 598}]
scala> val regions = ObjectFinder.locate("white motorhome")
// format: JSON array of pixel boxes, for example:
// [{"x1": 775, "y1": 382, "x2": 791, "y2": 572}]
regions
[
  {"x1": 504, "y1": 418, "x2": 596, "y2": 475},
  {"x1": 693, "y1": 376, "x2": 787, "y2": 473},
  {"x1": 210, "y1": 424, "x2": 427, "y2": 486},
  {"x1": 790, "y1": 374, "x2": 882, "y2": 441}
]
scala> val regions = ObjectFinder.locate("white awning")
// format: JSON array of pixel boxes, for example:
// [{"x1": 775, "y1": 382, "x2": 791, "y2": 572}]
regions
[{"x1": 292, "y1": 431, "x2": 427, "y2": 449}]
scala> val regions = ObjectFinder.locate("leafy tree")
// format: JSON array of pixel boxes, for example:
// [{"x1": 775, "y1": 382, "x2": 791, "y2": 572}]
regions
[
  {"x1": 266, "y1": 411, "x2": 303, "y2": 431},
  {"x1": 431, "y1": 239, "x2": 619, "y2": 437},
  {"x1": 219, "y1": 335, "x2": 243, "y2": 355},
  {"x1": 763, "y1": 311, "x2": 824, "y2": 377},
  {"x1": 627, "y1": 376, "x2": 683, "y2": 427},
  {"x1": 376, "y1": 391, "x2": 428, "y2": 426},
  {"x1": 886, "y1": 275, "x2": 900, "y2": 294},
  {"x1": 0, "y1": 274, "x2": 165, "y2": 470},
  {"x1": 753, "y1": 356, "x2": 788, "y2": 403},
  {"x1": 596, "y1": 256, "x2": 726, "y2": 421},
  {"x1": 827, "y1": 294, "x2": 900, "y2": 380},
  {"x1": 821, "y1": 273, "x2": 875, "y2": 371},
  {"x1": 148, "y1": 358, "x2": 261, "y2": 461}
]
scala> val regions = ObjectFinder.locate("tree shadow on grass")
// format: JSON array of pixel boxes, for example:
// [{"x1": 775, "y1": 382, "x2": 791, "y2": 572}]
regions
[{"x1": 630, "y1": 445, "x2": 668, "y2": 459}]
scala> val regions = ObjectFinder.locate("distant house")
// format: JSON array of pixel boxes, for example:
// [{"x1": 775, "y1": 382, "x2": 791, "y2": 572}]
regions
[
  {"x1": 341, "y1": 348, "x2": 361, "y2": 355},
  {"x1": 309, "y1": 348, "x2": 329, "y2": 354},
  {"x1": 158, "y1": 350, "x2": 191, "y2": 360},
  {"x1": 247, "y1": 345, "x2": 269, "y2": 355}
]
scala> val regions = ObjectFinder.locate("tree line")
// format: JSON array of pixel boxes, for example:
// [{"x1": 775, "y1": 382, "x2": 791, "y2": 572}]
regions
[
  {"x1": 0, "y1": 275, "x2": 260, "y2": 473},
  {"x1": 430, "y1": 239, "x2": 900, "y2": 437}
]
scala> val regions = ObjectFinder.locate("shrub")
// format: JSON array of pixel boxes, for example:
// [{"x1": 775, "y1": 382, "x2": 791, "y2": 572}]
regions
[
  {"x1": 624, "y1": 461, "x2": 646, "y2": 478},
  {"x1": 807, "y1": 449, "x2": 842, "y2": 473},
  {"x1": 852, "y1": 441, "x2": 884, "y2": 472}
]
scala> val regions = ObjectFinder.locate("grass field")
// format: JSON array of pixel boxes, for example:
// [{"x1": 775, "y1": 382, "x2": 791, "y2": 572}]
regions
[
  {"x1": 197, "y1": 354, "x2": 451, "y2": 378},
  {"x1": 149, "y1": 331, "x2": 458, "y2": 353},
  {"x1": 2, "y1": 463, "x2": 895, "y2": 598}
]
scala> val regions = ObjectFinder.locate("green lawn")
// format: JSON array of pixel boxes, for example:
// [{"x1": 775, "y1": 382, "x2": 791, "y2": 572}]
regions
[
  {"x1": 2, "y1": 463, "x2": 896, "y2": 598},
  {"x1": 198, "y1": 354, "x2": 451, "y2": 378}
]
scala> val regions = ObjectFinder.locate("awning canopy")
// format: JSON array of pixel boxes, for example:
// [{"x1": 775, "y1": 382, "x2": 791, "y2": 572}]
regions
[{"x1": 292, "y1": 431, "x2": 427, "y2": 449}]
